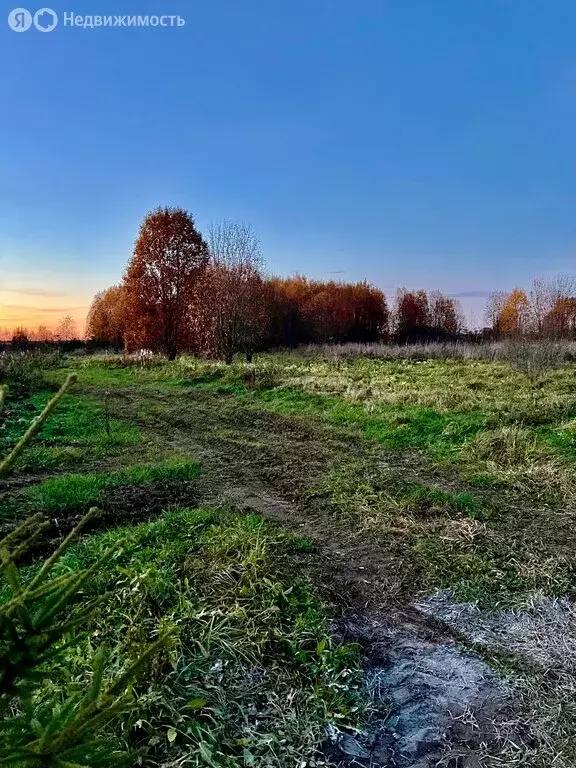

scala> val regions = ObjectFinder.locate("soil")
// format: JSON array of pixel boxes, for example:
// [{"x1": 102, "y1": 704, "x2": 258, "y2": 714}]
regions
[{"x1": 0, "y1": 479, "x2": 199, "y2": 560}]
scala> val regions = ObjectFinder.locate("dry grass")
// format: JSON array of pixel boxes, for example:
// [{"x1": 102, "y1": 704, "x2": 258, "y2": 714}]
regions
[
  {"x1": 297, "y1": 339, "x2": 576, "y2": 365},
  {"x1": 51, "y1": 352, "x2": 576, "y2": 766}
]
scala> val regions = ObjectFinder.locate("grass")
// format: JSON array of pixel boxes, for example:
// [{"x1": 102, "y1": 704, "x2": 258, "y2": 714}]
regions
[
  {"x1": 308, "y1": 466, "x2": 488, "y2": 529},
  {"x1": 185, "y1": 380, "x2": 486, "y2": 461},
  {"x1": 4, "y1": 349, "x2": 576, "y2": 766},
  {"x1": 0, "y1": 369, "x2": 367, "y2": 765},
  {"x1": 54, "y1": 353, "x2": 576, "y2": 607},
  {"x1": 1, "y1": 389, "x2": 141, "y2": 471},
  {"x1": 30, "y1": 508, "x2": 365, "y2": 767},
  {"x1": 13, "y1": 457, "x2": 200, "y2": 513}
]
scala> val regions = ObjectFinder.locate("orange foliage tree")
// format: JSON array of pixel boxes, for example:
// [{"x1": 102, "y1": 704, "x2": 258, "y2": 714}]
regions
[
  {"x1": 495, "y1": 288, "x2": 531, "y2": 336},
  {"x1": 123, "y1": 207, "x2": 209, "y2": 359},
  {"x1": 265, "y1": 276, "x2": 387, "y2": 346},
  {"x1": 395, "y1": 289, "x2": 429, "y2": 341},
  {"x1": 86, "y1": 285, "x2": 127, "y2": 346},
  {"x1": 265, "y1": 275, "x2": 313, "y2": 347},
  {"x1": 544, "y1": 296, "x2": 576, "y2": 337},
  {"x1": 87, "y1": 209, "x2": 395, "y2": 357}
]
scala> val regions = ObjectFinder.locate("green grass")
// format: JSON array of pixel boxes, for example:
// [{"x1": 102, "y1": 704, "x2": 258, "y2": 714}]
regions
[
  {"x1": 56, "y1": 354, "x2": 576, "y2": 608},
  {"x1": 35, "y1": 508, "x2": 365, "y2": 767},
  {"x1": 309, "y1": 465, "x2": 488, "y2": 526},
  {"x1": 1, "y1": 390, "x2": 141, "y2": 471},
  {"x1": 18, "y1": 457, "x2": 200, "y2": 513},
  {"x1": 185, "y1": 380, "x2": 486, "y2": 461},
  {"x1": 413, "y1": 536, "x2": 576, "y2": 606}
]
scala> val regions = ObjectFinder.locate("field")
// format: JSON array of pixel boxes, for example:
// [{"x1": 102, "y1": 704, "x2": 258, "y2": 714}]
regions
[{"x1": 1, "y1": 346, "x2": 576, "y2": 767}]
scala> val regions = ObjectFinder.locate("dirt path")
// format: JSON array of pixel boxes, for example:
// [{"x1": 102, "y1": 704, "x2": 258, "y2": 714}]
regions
[
  {"x1": 95, "y1": 384, "x2": 523, "y2": 767},
  {"x1": 98, "y1": 385, "x2": 451, "y2": 614}
]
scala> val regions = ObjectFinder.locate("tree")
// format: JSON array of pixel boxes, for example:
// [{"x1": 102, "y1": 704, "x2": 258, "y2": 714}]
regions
[
  {"x1": 55, "y1": 315, "x2": 78, "y2": 341},
  {"x1": 497, "y1": 289, "x2": 531, "y2": 336},
  {"x1": 86, "y1": 285, "x2": 126, "y2": 347},
  {"x1": 544, "y1": 296, "x2": 576, "y2": 337},
  {"x1": 300, "y1": 281, "x2": 388, "y2": 343},
  {"x1": 265, "y1": 275, "x2": 315, "y2": 347},
  {"x1": 35, "y1": 326, "x2": 54, "y2": 343},
  {"x1": 395, "y1": 289, "x2": 430, "y2": 342},
  {"x1": 196, "y1": 221, "x2": 267, "y2": 363},
  {"x1": 123, "y1": 207, "x2": 209, "y2": 359},
  {"x1": 530, "y1": 274, "x2": 576, "y2": 336},
  {"x1": 11, "y1": 328, "x2": 30, "y2": 350},
  {"x1": 262, "y1": 276, "x2": 387, "y2": 347},
  {"x1": 485, "y1": 291, "x2": 507, "y2": 335},
  {"x1": 429, "y1": 291, "x2": 463, "y2": 335}
]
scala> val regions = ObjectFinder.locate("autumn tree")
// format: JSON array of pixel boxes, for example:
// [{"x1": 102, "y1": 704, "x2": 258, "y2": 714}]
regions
[
  {"x1": 395, "y1": 289, "x2": 430, "y2": 342},
  {"x1": 429, "y1": 291, "x2": 463, "y2": 335},
  {"x1": 265, "y1": 275, "x2": 314, "y2": 347},
  {"x1": 301, "y1": 281, "x2": 387, "y2": 343},
  {"x1": 54, "y1": 315, "x2": 78, "y2": 341},
  {"x1": 348, "y1": 282, "x2": 389, "y2": 340},
  {"x1": 123, "y1": 207, "x2": 209, "y2": 359},
  {"x1": 196, "y1": 221, "x2": 267, "y2": 363},
  {"x1": 544, "y1": 296, "x2": 576, "y2": 337},
  {"x1": 496, "y1": 289, "x2": 531, "y2": 336},
  {"x1": 86, "y1": 285, "x2": 126, "y2": 347},
  {"x1": 530, "y1": 274, "x2": 576, "y2": 336}
]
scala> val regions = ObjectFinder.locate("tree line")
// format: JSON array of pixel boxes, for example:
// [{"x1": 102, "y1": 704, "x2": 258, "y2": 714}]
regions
[
  {"x1": 1, "y1": 316, "x2": 79, "y2": 347},
  {"x1": 85, "y1": 207, "x2": 466, "y2": 360},
  {"x1": 6, "y1": 208, "x2": 576, "y2": 356},
  {"x1": 485, "y1": 275, "x2": 576, "y2": 338}
]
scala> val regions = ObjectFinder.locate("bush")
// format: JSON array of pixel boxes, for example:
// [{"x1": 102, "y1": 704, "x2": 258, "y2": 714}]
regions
[{"x1": 0, "y1": 352, "x2": 62, "y2": 398}]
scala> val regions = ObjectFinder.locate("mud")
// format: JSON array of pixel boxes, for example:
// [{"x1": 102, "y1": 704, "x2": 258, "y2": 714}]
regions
[{"x1": 0, "y1": 479, "x2": 199, "y2": 559}]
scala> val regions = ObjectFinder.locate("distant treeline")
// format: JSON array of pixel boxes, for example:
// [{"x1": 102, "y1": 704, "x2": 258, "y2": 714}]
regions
[
  {"x1": 82, "y1": 207, "x2": 467, "y2": 361},
  {"x1": 7, "y1": 208, "x2": 576, "y2": 361}
]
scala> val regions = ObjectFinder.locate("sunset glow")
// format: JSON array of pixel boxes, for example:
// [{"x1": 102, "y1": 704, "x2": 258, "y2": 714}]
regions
[{"x1": 0, "y1": 289, "x2": 89, "y2": 340}]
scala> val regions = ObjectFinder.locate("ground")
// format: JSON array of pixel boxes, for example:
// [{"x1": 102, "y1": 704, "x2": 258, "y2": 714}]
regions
[{"x1": 1, "y1": 350, "x2": 576, "y2": 767}]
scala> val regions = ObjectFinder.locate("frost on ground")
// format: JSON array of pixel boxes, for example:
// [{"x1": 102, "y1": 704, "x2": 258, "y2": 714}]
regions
[
  {"x1": 330, "y1": 591, "x2": 576, "y2": 767},
  {"x1": 415, "y1": 589, "x2": 576, "y2": 675},
  {"x1": 415, "y1": 590, "x2": 576, "y2": 767},
  {"x1": 329, "y1": 619, "x2": 518, "y2": 768}
]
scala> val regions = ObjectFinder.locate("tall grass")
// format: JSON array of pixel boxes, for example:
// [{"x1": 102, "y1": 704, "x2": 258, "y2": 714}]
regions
[{"x1": 296, "y1": 339, "x2": 576, "y2": 366}]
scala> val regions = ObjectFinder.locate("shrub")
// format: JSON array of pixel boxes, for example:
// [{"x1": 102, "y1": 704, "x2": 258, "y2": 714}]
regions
[{"x1": 0, "y1": 353, "x2": 45, "y2": 398}]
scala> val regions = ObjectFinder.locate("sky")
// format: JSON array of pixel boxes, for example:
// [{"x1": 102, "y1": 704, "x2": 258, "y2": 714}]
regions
[{"x1": 1, "y1": 0, "x2": 576, "y2": 333}]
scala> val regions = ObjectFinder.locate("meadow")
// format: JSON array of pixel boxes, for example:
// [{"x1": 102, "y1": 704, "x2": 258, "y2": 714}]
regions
[{"x1": 1, "y1": 343, "x2": 576, "y2": 767}]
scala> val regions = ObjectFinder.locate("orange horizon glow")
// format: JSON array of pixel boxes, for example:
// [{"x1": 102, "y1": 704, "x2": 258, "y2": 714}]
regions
[{"x1": 0, "y1": 301, "x2": 89, "y2": 341}]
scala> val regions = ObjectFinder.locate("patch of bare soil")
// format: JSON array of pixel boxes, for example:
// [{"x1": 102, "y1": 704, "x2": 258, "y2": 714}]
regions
[{"x1": 0, "y1": 479, "x2": 199, "y2": 559}]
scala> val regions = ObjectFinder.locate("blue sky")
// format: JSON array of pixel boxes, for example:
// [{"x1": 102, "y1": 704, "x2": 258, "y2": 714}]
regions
[{"x1": 1, "y1": 0, "x2": 575, "y2": 330}]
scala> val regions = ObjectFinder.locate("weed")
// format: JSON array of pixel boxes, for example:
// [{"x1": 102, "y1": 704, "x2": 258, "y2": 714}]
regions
[{"x1": 47, "y1": 508, "x2": 365, "y2": 766}]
